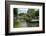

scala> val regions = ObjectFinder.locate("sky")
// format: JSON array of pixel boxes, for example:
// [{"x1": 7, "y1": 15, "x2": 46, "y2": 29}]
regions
[
  {"x1": 18, "y1": 8, "x2": 28, "y2": 14},
  {"x1": 18, "y1": 8, "x2": 38, "y2": 14}
]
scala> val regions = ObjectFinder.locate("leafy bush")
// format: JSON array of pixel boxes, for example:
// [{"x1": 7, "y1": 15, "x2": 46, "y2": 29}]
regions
[{"x1": 14, "y1": 19, "x2": 21, "y2": 28}]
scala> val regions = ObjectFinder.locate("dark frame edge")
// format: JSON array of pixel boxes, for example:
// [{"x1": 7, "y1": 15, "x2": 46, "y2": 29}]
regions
[
  {"x1": 5, "y1": 1, "x2": 9, "y2": 35},
  {"x1": 43, "y1": 3, "x2": 45, "y2": 33}
]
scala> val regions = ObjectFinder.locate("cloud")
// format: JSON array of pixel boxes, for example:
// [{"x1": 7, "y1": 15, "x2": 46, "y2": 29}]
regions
[{"x1": 18, "y1": 8, "x2": 28, "y2": 14}]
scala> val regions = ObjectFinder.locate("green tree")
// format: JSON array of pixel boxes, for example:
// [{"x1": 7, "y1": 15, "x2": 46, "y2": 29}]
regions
[
  {"x1": 13, "y1": 8, "x2": 18, "y2": 16},
  {"x1": 35, "y1": 10, "x2": 39, "y2": 16},
  {"x1": 27, "y1": 9, "x2": 35, "y2": 16}
]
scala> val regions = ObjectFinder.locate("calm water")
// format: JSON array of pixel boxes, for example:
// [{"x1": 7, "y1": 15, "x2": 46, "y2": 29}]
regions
[{"x1": 18, "y1": 19, "x2": 39, "y2": 27}]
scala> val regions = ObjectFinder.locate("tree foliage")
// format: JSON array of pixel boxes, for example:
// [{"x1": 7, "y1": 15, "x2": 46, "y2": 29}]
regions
[
  {"x1": 14, "y1": 8, "x2": 18, "y2": 16},
  {"x1": 27, "y1": 9, "x2": 35, "y2": 16},
  {"x1": 27, "y1": 9, "x2": 39, "y2": 16},
  {"x1": 35, "y1": 10, "x2": 39, "y2": 16}
]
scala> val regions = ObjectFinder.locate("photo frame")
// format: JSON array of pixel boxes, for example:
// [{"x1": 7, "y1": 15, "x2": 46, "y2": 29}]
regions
[{"x1": 5, "y1": 1, "x2": 45, "y2": 35}]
